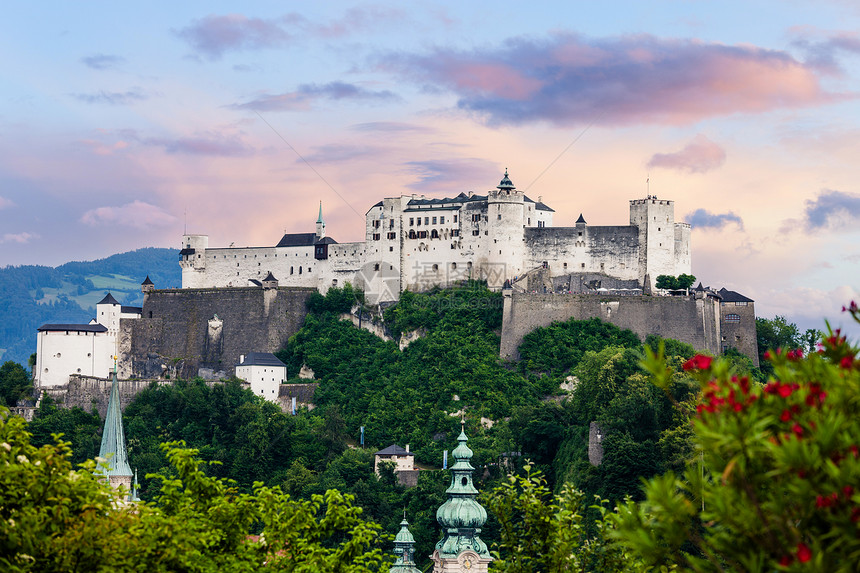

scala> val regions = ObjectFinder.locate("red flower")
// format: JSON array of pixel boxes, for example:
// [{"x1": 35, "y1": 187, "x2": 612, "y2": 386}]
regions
[
  {"x1": 792, "y1": 423, "x2": 804, "y2": 438},
  {"x1": 780, "y1": 409, "x2": 792, "y2": 422},
  {"x1": 778, "y1": 385, "x2": 793, "y2": 398},
  {"x1": 797, "y1": 543, "x2": 812, "y2": 563},
  {"x1": 843, "y1": 486, "x2": 854, "y2": 499},
  {"x1": 683, "y1": 354, "x2": 713, "y2": 371},
  {"x1": 840, "y1": 356, "x2": 854, "y2": 369}
]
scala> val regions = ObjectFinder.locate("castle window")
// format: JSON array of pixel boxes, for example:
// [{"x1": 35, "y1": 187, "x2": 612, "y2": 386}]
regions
[
  {"x1": 735, "y1": 302, "x2": 748, "y2": 306},
  {"x1": 563, "y1": 262, "x2": 567, "y2": 268},
  {"x1": 454, "y1": 215, "x2": 458, "y2": 223},
  {"x1": 528, "y1": 218, "x2": 530, "y2": 225},
  {"x1": 417, "y1": 218, "x2": 421, "y2": 226},
  {"x1": 497, "y1": 214, "x2": 502, "y2": 220},
  {"x1": 409, "y1": 230, "x2": 417, "y2": 239},
  {"x1": 373, "y1": 234, "x2": 380, "y2": 240},
  {"x1": 425, "y1": 217, "x2": 429, "y2": 225},
  {"x1": 431, "y1": 229, "x2": 439, "y2": 239},
  {"x1": 452, "y1": 230, "x2": 459, "y2": 237},
  {"x1": 485, "y1": 231, "x2": 488, "y2": 235},
  {"x1": 472, "y1": 214, "x2": 481, "y2": 222},
  {"x1": 299, "y1": 267, "x2": 302, "y2": 274},
  {"x1": 578, "y1": 232, "x2": 582, "y2": 237},
  {"x1": 290, "y1": 267, "x2": 294, "y2": 275},
  {"x1": 658, "y1": 228, "x2": 661, "y2": 231},
  {"x1": 440, "y1": 216, "x2": 445, "y2": 224},
  {"x1": 387, "y1": 232, "x2": 396, "y2": 239},
  {"x1": 390, "y1": 246, "x2": 394, "y2": 252},
  {"x1": 432, "y1": 264, "x2": 439, "y2": 271},
  {"x1": 432, "y1": 216, "x2": 437, "y2": 224},
  {"x1": 374, "y1": 220, "x2": 380, "y2": 228},
  {"x1": 451, "y1": 262, "x2": 457, "y2": 269},
  {"x1": 581, "y1": 263, "x2": 585, "y2": 269},
  {"x1": 725, "y1": 314, "x2": 741, "y2": 323},
  {"x1": 390, "y1": 219, "x2": 395, "y2": 229},
  {"x1": 472, "y1": 230, "x2": 480, "y2": 236},
  {"x1": 374, "y1": 264, "x2": 380, "y2": 271},
  {"x1": 410, "y1": 218, "x2": 414, "y2": 226}
]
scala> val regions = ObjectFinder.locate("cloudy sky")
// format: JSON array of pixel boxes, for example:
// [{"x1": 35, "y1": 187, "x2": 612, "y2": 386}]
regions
[{"x1": 1, "y1": 1, "x2": 859, "y2": 335}]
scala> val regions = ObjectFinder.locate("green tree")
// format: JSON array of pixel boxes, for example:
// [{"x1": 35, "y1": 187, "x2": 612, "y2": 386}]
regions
[
  {"x1": 0, "y1": 361, "x2": 33, "y2": 407},
  {"x1": 755, "y1": 315, "x2": 802, "y2": 375},
  {"x1": 483, "y1": 463, "x2": 636, "y2": 572}
]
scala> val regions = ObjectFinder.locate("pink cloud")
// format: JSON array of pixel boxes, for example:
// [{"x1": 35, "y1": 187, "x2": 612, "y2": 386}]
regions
[
  {"x1": 231, "y1": 82, "x2": 398, "y2": 112},
  {"x1": 80, "y1": 201, "x2": 177, "y2": 229},
  {"x1": 1, "y1": 232, "x2": 37, "y2": 244},
  {"x1": 382, "y1": 33, "x2": 848, "y2": 126},
  {"x1": 647, "y1": 134, "x2": 726, "y2": 173}
]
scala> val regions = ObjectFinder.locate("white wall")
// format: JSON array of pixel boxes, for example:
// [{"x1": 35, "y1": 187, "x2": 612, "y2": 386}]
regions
[
  {"x1": 235, "y1": 363, "x2": 284, "y2": 402},
  {"x1": 36, "y1": 330, "x2": 114, "y2": 388}
]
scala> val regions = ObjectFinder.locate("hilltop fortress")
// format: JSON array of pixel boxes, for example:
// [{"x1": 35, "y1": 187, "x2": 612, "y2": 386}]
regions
[
  {"x1": 180, "y1": 171, "x2": 691, "y2": 303},
  {"x1": 31, "y1": 170, "x2": 758, "y2": 405}
]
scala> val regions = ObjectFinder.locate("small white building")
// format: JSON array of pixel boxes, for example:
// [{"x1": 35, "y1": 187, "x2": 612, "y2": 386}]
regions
[
  {"x1": 35, "y1": 292, "x2": 141, "y2": 388},
  {"x1": 235, "y1": 352, "x2": 287, "y2": 402},
  {"x1": 374, "y1": 444, "x2": 415, "y2": 475}
]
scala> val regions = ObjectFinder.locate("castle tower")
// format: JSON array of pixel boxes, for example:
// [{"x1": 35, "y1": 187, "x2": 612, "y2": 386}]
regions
[
  {"x1": 98, "y1": 371, "x2": 133, "y2": 495},
  {"x1": 141, "y1": 275, "x2": 154, "y2": 294},
  {"x1": 316, "y1": 201, "x2": 326, "y2": 240},
  {"x1": 629, "y1": 197, "x2": 678, "y2": 290},
  {"x1": 96, "y1": 292, "x2": 121, "y2": 337},
  {"x1": 486, "y1": 170, "x2": 525, "y2": 288},
  {"x1": 180, "y1": 234, "x2": 209, "y2": 288},
  {"x1": 391, "y1": 518, "x2": 421, "y2": 573},
  {"x1": 432, "y1": 421, "x2": 492, "y2": 573}
]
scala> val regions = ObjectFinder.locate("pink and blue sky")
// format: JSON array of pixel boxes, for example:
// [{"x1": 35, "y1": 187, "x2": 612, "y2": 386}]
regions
[{"x1": 1, "y1": 1, "x2": 859, "y2": 335}]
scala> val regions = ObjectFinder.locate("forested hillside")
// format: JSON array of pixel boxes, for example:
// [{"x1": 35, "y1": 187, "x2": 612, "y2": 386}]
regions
[
  {"x1": 26, "y1": 282, "x2": 726, "y2": 568},
  {"x1": 0, "y1": 248, "x2": 179, "y2": 366}
]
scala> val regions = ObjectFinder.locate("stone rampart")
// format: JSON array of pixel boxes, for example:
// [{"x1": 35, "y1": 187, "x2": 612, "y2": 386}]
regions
[
  {"x1": 43, "y1": 375, "x2": 172, "y2": 418},
  {"x1": 123, "y1": 287, "x2": 314, "y2": 380},
  {"x1": 500, "y1": 292, "x2": 722, "y2": 360}
]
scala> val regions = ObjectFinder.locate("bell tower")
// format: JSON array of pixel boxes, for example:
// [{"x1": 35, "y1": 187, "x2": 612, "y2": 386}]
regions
[{"x1": 431, "y1": 421, "x2": 492, "y2": 573}]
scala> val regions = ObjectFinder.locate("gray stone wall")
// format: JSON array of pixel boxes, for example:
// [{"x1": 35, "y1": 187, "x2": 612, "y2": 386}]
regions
[
  {"x1": 123, "y1": 287, "x2": 314, "y2": 380},
  {"x1": 43, "y1": 375, "x2": 171, "y2": 418},
  {"x1": 720, "y1": 301, "x2": 759, "y2": 367},
  {"x1": 500, "y1": 292, "x2": 723, "y2": 360}
]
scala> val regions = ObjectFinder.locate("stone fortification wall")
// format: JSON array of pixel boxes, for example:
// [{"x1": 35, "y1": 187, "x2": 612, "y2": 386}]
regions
[
  {"x1": 500, "y1": 292, "x2": 721, "y2": 360},
  {"x1": 42, "y1": 376, "x2": 318, "y2": 418},
  {"x1": 123, "y1": 287, "x2": 314, "y2": 380},
  {"x1": 524, "y1": 226, "x2": 640, "y2": 282},
  {"x1": 43, "y1": 375, "x2": 171, "y2": 418}
]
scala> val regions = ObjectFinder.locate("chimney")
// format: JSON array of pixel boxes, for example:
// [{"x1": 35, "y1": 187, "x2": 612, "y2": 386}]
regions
[
  {"x1": 239, "y1": 354, "x2": 245, "y2": 364},
  {"x1": 405, "y1": 444, "x2": 410, "y2": 453}
]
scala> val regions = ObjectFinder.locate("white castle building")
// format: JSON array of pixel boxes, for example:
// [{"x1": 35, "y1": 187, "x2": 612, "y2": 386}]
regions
[
  {"x1": 180, "y1": 171, "x2": 691, "y2": 303},
  {"x1": 35, "y1": 293, "x2": 142, "y2": 388}
]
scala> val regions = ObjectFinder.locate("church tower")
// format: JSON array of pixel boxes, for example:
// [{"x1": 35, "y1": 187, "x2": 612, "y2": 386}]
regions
[
  {"x1": 390, "y1": 517, "x2": 422, "y2": 573},
  {"x1": 98, "y1": 370, "x2": 133, "y2": 495},
  {"x1": 432, "y1": 421, "x2": 492, "y2": 573},
  {"x1": 316, "y1": 201, "x2": 326, "y2": 240}
]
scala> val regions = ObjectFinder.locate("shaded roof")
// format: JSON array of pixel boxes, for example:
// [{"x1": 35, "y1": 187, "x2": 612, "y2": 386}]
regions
[
  {"x1": 576, "y1": 213, "x2": 587, "y2": 224},
  {"x1": 718, "y1": 288, "x2": 754, "y2": 303},
  {"x1": 97, "y1": 293, "x2": 120, "y2": 305},
  {"x1": 179, "y1": 248, "x2": 195, "y2": 256},
  {"x1": 237, "y1": 352, "x2": 287, "y2": 368},
  {"x1": 375, "y1": 444, "x2": 414, "y2": 457},
  {"x1": 262, "y1": 271, "x2": 277, "y2": 282},
  {"x1": 121, "y1": 306, "x2": 142, "y2": 314},
  {"x1": 38, "y1": 323, "x2": 108, "y2": 333},
  {"x1": 141, "y1": 275, "x2": 154, "y2": 285},
  {"x1": 98, "y1": 373, "x2": 133, "y2": 478},
  {"x1": 404, "y1": 191, "x2": 554, "y2": 212},
  {"x1": 275, "y1": 233, "x2": 339, "y2": 248}
]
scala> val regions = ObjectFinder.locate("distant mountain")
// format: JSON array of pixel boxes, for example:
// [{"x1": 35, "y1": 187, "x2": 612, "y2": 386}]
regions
[{"x1": 0, "y1": 248, "x2": 180, "y2": 368}]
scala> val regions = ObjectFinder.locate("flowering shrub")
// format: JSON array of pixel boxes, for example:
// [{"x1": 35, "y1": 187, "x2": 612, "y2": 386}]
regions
[{"x1": 612, "y1": 304, "x2": 860, "y2": 571}]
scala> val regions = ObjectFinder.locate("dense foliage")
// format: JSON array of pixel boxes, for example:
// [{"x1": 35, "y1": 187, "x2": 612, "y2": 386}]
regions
[
  {"x1": 0, "y1": 361, "x2": 33, "y2": 407},
  {"x1": 655, "y1": 274, "x2": 696, "y2": 290},
  {"x1": 0, "y1": 411, "x2": 390, "y2": 572},
  {"x1": 612, "y1": 306, "x2": 860, "y2": 571},
  {"x1": 0, "y1": 248, "x2": 179, "y2": 366}
]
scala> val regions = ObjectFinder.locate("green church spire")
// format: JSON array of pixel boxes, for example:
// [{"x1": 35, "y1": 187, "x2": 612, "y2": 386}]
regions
[
  {"x1": 390, "y1": 517, "x2": 421, "y2": 573},
  {"x1": 98, "y1": 371, "x2": 132, "y2": 482},
  {"x1": 317, "y1": 201, "x2": 324, "y2": 224},
  {"x1": 434, "y1": 420, "x2": 490, "y2": 559}
]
